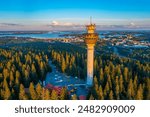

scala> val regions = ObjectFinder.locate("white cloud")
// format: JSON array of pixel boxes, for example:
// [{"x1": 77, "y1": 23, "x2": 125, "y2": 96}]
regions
[
  {"x1": 130, "y1": 22, "x2": 135, "y2": 26},
  {"x1": 52, "y1": 21, "x2": 59, "y2": 26},
  {"x1": 51, "y1": 20, "x2": 74, "y2": 26}
]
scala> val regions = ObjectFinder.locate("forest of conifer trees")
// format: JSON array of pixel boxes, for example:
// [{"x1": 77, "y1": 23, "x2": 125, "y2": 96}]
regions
[{"x1": 0, "y1": 42, "x2": 149, "y2": 100}]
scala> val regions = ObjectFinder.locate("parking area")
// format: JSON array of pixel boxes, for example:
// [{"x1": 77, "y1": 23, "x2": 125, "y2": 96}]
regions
[{"x1": 45, "y1": 61, "x2": 88, "y2": 97}]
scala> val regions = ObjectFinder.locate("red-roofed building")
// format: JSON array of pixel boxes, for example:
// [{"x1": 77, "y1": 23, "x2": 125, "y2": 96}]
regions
[
  {"x1": 45, "y1": 84, "x2": 63, "y2": 96},
  {"x1": 79, "y1": 95, "x2": 86, "y2": 100},
  {"x1": 53, "y1": 86, "x2": 62, "y2": 95},
  {"x1": 45, "y1": 84, "x2": 53, "y2": 89}
]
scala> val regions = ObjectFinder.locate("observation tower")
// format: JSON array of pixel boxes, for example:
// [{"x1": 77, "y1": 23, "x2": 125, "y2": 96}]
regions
[{"x1": 84, "y1": 18, "x2": 98, "y2": 86}]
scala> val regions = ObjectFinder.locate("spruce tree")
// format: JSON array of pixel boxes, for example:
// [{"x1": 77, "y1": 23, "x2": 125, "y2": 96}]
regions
[
  {"x1": 3, "y1": 80, "x2": 11, "y2": 100},
  {"x1": 99, "y1": 85, "x2": 104, "y2": 100},
  {"x1": 109, "y1": 90, "x2": 114, "y2": 100},
  {"x1": 72, "y1": 94, "x2": 78, "y2": 100},
  {"x1": 44, "y1": 89, "x2": 50, "y2": 100},
  {"x1": 19, "y1": 84, "x2": 28, "y2": 100},
  {"x1": 51, "y1": 90, "x2": 58, "y2": 100},
  {"x1": 136, "y1": 84, "x2": 143, "y2": 100},
  {"x1": 29, "y1": 82, "x2": 37, "y2": 100},
  {"x1": 36, "y1": 83, "x2": 42, "y2": 99}
]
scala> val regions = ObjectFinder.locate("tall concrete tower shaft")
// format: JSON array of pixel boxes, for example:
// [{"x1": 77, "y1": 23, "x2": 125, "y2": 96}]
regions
[{"x1": 84, "y1": 23, "x2": 98, "y2": 86}]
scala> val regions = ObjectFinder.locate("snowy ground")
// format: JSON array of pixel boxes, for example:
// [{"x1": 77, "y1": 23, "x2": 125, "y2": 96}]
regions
[{"x1": 45, "y1": 61, "x2": 89, "y2": 97}]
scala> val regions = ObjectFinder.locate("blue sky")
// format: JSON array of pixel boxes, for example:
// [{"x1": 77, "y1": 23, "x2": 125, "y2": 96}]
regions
[{"x1": 0, "y1": 0, "x2": 150, "y2": 30}]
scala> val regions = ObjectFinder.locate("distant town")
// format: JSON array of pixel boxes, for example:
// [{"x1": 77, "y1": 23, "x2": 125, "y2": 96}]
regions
[{"x1": 0, "y1": 30, "x2": 150, "y2": 46}]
